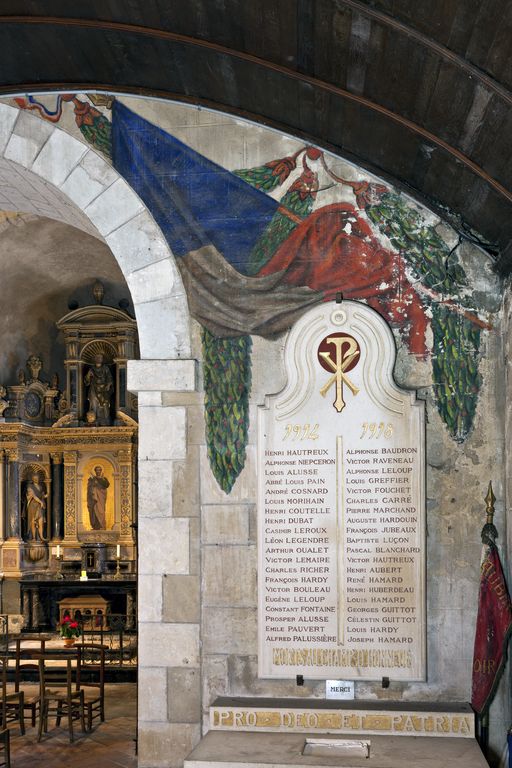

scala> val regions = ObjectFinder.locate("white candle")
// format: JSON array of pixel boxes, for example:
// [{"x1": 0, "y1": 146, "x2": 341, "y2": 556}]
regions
[
  {"x1": 116, "y1": 544, "x2": 120, "y2": 559},
  {"x1": 56, "y1": 544, "x2": 61, "y2": 558}
]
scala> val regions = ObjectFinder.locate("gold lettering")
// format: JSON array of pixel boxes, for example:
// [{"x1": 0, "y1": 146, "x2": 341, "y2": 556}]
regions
[
  {"x1": 435, "y1": 716, "x2": 450, "y2": 733},
  {"x1": 256, "y1": 712, "x2": 281, "y2": 727},
  {"x1": 211, "y1": 709, "x2": 473, "y2": 737},
  {"x1": 363, "y1": 715, "x2": 392, "y2": 730}
]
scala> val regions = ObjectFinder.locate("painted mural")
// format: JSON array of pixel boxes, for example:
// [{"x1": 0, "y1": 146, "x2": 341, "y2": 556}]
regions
[{"x1": 14, "y1": 94, "x2": 497, "y2": 493}]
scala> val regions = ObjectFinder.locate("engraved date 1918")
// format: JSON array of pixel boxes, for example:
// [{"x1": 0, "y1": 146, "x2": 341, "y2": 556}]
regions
[
  {"x1": 360, "y1": 422, "x2": 394, "y2": 439},
  {"x1": 283, "y1": 423, "x2": 319, "y2": 441}
]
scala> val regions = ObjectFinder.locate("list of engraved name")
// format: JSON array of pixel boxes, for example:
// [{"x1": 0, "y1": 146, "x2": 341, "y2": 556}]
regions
[{"x1": 262, "y1": 442, "x2": 420, "y2": 652}]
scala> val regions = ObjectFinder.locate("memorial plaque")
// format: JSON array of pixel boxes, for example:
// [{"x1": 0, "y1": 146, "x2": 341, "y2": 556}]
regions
[{"x1": 258, "y1": 301, "x2": 425, "y2": 680}]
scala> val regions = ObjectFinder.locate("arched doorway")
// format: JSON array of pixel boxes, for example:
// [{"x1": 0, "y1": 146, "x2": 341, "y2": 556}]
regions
[{"x1": 0, "y1": 103, "x2": 195, "y2": 765}]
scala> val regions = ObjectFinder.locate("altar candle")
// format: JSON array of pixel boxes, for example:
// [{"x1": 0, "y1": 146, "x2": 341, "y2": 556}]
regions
[
  {"x1": 116, "y1": 544, "x2": 120, "y2": 558},
  {"x1": 56, "y1": 544, "x2": 61, "y2": 558}
]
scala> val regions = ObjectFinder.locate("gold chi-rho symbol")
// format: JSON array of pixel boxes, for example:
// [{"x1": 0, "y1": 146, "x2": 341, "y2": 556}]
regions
[{"x1": 317, "y1": 333, "x2": 360, "y2": 412}]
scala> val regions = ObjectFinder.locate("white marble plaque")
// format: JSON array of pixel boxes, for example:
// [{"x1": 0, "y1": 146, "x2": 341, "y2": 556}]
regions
[
  {"x1": 326, "y1": 680, "x2": 355, "y2": 699},
  {"x1": 258, "y1": 301, "x2": 425, "y2": 680}
]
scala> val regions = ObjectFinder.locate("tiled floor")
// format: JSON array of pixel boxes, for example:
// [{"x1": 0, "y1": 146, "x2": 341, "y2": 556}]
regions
[{"x1": 9, "y1": 683, "x2": 137, "y2": 767}]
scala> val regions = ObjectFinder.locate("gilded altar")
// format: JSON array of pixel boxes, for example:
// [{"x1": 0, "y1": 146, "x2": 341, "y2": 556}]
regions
[
  {"x1": 0, "y1": 281, "x2": 138, "y2": 584},
  {"x1": 0, "y1": 413, "x2": 137, "y2": 576}
]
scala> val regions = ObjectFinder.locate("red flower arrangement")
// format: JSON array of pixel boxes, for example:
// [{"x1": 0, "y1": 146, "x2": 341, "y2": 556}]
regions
[{"x1": 58, "y1": 614, "x2": 81, "y2": 639}]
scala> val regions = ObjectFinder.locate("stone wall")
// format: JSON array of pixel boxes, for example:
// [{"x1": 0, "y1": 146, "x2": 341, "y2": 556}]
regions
[
  {"x1": 192, "y1": 310, "x2": 507, "y2": 741},
  {"x1": 0, "y1": 94, "x2": 508, "y2": 767}
]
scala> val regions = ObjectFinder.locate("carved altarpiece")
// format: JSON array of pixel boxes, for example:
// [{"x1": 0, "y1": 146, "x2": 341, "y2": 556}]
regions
[
  {"x1": 0, "y1": 420, "x2": 137, "y2": 576},
  {"x1": 0, "y1": 282, "x2": 138, "y2": 582},
  {"x1": 56, "y1": 285, "x2": 138, "y2": 426}
]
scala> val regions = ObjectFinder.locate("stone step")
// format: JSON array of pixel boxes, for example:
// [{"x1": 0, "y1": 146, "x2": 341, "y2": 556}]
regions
[
  {"x1": 210, "y1": 697, "x2": 475, "y2": 738},
  {"x1": 185, "y1": 730, "x2": 488, "y2": 768}
]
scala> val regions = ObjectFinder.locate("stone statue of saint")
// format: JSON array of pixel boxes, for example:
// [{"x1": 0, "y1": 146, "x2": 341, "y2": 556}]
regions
[
  {"x1": 84, "y1": 354, "x2": 113, "y2": 425},
  {"x1": 87, "y1": 465, "x2": 110, "y2": 530},
  {"x1": 23, "y1": 472, "x2": 47, "y2": 541}
]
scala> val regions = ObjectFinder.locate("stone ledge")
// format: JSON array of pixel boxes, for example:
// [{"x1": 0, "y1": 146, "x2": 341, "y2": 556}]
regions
[{"x1": 184, "y1": 729, "x2": 487, "y2": 768}]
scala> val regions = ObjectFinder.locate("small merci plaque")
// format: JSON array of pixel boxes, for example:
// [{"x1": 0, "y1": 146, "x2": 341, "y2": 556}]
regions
[{"x1": 326, "y1": 680, "x2": 355, "y2": 700}]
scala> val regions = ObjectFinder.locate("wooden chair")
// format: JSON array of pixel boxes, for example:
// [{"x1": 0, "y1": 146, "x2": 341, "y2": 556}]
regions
[
  {"x1": 77, "y1": 643, "x2": 106, "y2": 731},
  {"x1": 0, "y1": 657, "x2": 24, "y2": 736},
  {"x1": 0, "y1": 729, "x2": 10, "y2": 768},
  {"x1": 35, "y1": 652, "x2": 85, "y2": 743},
  {"x1": 12, "y1": 637, "x2": 48, "y2": 728}
]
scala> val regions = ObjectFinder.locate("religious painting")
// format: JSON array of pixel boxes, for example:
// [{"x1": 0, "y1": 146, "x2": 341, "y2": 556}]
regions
[{"x1": 81, "y1": 457, "x2": 115, "y2": 531}]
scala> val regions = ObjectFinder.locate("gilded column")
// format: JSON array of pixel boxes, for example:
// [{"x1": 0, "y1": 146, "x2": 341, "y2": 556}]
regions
[
  {"x1": 0, "y1": 450, "x2": 5, "y2": 541},
  {"x1": 118, "y1": 449, "x2": 132, "y2": 539},
  {"x1": 51, "y1": 453, "x2": 64, "y2": 540},
  {"x1": 6, "y1": 450, "x2": 20, "y2": 539},
  {"x1": 63, "y1": 452, "x2": 78, "y2": 541}
]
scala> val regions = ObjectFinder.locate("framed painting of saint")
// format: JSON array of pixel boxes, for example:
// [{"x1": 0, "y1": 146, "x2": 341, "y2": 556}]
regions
[{"x1": 81, "y1": 457, "x2": 115, "y2": 531}]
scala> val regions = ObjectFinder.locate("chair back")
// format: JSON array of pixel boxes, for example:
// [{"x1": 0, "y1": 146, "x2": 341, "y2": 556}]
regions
[
  {"x1": 77, "y1": 643, "x2": 105, "y2": 696},
  {"x1": 14, "y1": 637, "x2": 47, "y2": 691},
  {"x1": 32, "y1": 651, "x2": 79, "y2": 701}
]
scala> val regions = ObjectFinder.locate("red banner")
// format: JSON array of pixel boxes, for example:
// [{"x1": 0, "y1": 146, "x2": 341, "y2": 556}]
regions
[{"x1": 471, "y1": 545, "x2": 512, "y2": 713}]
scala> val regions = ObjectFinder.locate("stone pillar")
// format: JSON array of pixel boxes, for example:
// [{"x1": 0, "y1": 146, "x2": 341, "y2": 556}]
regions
[
  {"x1": 51, "y1": 453, "x2": 64, "y2": 540},
  {"x1": 128, "y1": 359, "x2": 201, "y2": 768},
  {"x1": 6, "y1": 451, "x2": 20, "y2": 539},
  {"x1": 0, "y1": 450, "x2": 5, "y2": 542}
]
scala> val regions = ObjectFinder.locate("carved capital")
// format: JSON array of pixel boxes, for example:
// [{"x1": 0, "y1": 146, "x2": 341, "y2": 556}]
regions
[
  {"x1": 50, "y1": 452, "x2": 63, "y2": 464},
  {"x1": 62, "y1": 451, "x2": 78, "y2": 465}
]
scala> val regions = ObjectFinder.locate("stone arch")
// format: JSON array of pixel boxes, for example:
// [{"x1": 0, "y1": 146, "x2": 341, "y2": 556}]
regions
[
  {"x1": 0, "y1": 101, "x2": 191, "y2": 360},
  {"x1": 0, "y1": 101, "x2": 198, "y2": 765}
]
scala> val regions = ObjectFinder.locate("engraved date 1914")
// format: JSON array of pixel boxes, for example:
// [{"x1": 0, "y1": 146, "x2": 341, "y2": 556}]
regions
[{"x1": 283, "y1": 423, "x2": 319, "y2": 441}]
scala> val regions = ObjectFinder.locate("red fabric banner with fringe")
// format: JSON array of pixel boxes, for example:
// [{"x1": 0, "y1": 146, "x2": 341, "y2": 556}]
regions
[{"x1": 471, "y1": 545, "x2": 512, "y2": 714}]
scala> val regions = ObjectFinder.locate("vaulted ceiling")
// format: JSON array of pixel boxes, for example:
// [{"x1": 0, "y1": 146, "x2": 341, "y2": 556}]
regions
[{"x1": 1, "y1": 1, "x2": 512, "y2": 273}]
